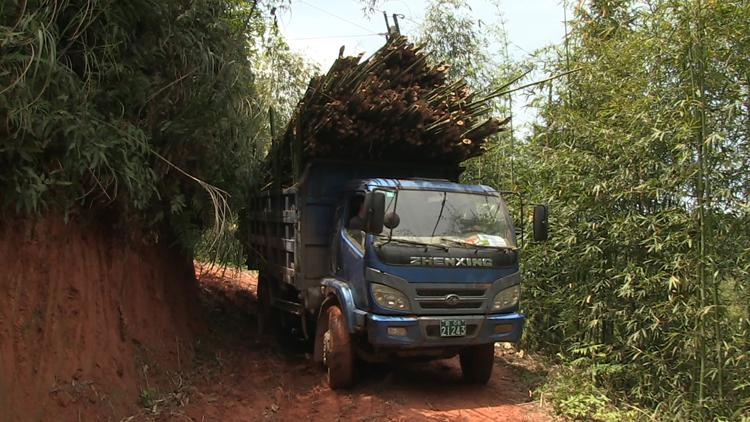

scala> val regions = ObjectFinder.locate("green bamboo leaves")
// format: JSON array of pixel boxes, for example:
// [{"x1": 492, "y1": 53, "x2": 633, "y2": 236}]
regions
[
  {"x1": 0, "y1": 0, "x2": 281, "y2": 248},
  {"x1": 508, "y1": 0, "x2": 750, "y2": 418}
]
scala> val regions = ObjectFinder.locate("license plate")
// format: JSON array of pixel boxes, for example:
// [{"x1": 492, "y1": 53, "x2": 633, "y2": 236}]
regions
[{"x1": 439, "y1": 319, "x2": 466, "y2": 337}]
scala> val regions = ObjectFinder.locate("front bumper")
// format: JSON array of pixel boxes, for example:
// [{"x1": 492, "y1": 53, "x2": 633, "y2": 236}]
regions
[{"x1": 366, "y1": 312, "x2": 524, "y2": 348}]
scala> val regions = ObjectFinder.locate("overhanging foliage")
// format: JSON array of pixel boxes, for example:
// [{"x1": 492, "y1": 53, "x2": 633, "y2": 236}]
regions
[{"x1": 1, "y1": 0, "x2": 275, "y2": 246}]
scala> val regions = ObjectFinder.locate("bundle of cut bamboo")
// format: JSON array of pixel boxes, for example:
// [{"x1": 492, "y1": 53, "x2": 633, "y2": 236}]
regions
[{"x1": 267, "y1": 35, "x2": 510, "y2": 184}]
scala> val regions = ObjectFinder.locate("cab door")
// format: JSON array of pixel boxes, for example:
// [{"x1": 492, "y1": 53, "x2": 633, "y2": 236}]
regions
[{"x1": 336, "y1": 193, "x2": 368, "y2": 309}]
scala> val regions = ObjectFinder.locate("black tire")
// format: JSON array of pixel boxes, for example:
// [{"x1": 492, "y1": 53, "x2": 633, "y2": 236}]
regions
[
  {"x1": 324, "y1": 305, "x2": 354, "y2": 389},
  {"x1": 459, "y1": 343, "x2": 495, "y2": 384}
]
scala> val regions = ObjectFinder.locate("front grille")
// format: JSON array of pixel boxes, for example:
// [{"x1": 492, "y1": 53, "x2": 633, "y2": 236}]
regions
[
  {"x1": 420, "y1": 301, "x2": 483, "y2": 309},
  {"x1": 416, "y1": 288, "x2": 486, "y2": 297},
  {"x1": 413, "y1": 284, "x2": 490, "y2": 313}
]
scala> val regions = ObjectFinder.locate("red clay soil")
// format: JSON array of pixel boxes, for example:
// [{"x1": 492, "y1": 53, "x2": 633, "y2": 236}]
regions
[
  {"x1": 160, "y1": 265, "x2": 553, "y2": 422},
  {"x1": 0, "y1": 215, "x2": 202, "y2": 422},
  {"x1": 0, "y1": 213, "x2": 552, "y2": 422}
]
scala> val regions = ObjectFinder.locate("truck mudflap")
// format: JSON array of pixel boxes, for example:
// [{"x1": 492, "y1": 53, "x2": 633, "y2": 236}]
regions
[{"x1": 366, "y1": 313, "x2": 524, "y2": 347}]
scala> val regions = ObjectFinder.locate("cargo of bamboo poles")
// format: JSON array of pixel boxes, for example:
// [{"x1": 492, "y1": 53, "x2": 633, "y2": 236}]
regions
[{"x1": 266, "y1": 35, "x2": 511, "y2": 185}]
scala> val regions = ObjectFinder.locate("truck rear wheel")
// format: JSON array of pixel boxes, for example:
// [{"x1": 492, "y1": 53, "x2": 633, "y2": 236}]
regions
[
  {"x1": 323, "y1": 305, "x2": 354, "y2": 389},
  {"x1": 459, "y1": 343, "x2": 495, "y2": 384}
]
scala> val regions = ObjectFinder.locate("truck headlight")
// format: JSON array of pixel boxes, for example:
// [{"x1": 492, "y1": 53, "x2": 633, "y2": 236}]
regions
[
  {"x1": 492, "y1": 285, "x2": 520, "y2": 311},
  {"x1": 371, "y1": 283, "x2": 410, "y2": 311}
]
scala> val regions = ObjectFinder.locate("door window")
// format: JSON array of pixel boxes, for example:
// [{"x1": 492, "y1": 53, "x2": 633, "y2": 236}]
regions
[{"x1": 344, "y1": 193, "x2": 365, "y2": 251}]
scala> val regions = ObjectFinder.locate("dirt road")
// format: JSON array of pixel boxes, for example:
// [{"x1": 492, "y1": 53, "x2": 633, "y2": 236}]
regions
[{"x1": 152, "y1": 265, "x2": 552, "y2": 422}]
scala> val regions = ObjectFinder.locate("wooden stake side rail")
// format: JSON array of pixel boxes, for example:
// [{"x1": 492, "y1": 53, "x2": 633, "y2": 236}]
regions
[{"x1": 245, "y1": 190, "x2": 298, "y2": 284}]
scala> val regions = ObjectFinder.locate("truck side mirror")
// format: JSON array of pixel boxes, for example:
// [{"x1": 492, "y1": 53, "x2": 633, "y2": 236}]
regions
[
  {"x1": 364, "y1": 191, "x2": 385, "y2": 234},
  {"x1": 533, "y1": 204, "x2": 549, "y2": 241}
]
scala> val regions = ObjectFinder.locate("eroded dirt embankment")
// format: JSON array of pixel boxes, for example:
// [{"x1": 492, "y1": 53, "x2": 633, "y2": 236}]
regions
[
  {"x1": 0, "y1": 215, "x2": 201, "y2": 422},
  {"x1": 0, "y1": 216, "x2": 552, "y2": 421}
]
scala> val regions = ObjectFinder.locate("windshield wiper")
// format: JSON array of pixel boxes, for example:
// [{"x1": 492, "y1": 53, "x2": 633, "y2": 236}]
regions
[
  {"x1": 439, "y1": 237, "x2": 517, "y2": 251},
  {"x1": 376, "y1": 238, "x2": 448, "y2": 251}
]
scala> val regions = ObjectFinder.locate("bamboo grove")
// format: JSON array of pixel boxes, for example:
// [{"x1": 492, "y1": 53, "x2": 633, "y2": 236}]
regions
[
  {"x1": 489, "y1": 1, "x2": 750, "y2": 418},
  {"x1": 3, "y1": 0, "x2": 749, "y2": 419},
  {"x1": 0, "y1": 0, "x2": 296, "y2": 247}
]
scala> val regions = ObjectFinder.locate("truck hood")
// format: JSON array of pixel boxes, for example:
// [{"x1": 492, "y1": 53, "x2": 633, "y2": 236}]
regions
[{"x1": 366, "y1": 241, "x2": 519, "y2": 284}]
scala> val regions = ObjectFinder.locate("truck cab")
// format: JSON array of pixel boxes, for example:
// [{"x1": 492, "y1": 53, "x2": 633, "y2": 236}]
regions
[{"x1": 244, "y1": 161, "x2": 548, "y2": 388}]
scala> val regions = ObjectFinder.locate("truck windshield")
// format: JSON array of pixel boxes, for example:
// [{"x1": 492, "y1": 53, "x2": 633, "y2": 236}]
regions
[{"x1": 377, "y1": 189, "x2": 516, "y2": 249}]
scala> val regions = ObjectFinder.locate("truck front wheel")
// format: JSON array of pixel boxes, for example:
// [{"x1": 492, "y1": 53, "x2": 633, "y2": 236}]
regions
[
  {"x1": 323, "y1": 305, "x2": 354, "y2": 389},
  {"x1": 459, "y1": 343, "x2": 495, "y2": 384}
]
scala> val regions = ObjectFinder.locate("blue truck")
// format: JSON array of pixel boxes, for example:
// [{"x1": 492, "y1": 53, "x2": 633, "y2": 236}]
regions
[{"x1": 244, "y1": 159, "x2": 548, "y2": 388}]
